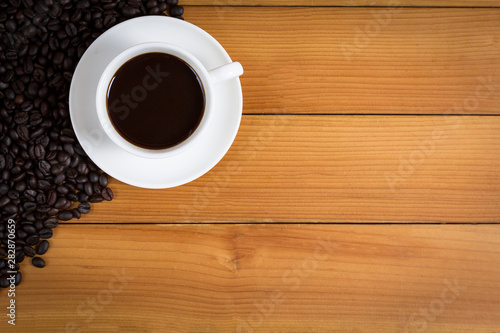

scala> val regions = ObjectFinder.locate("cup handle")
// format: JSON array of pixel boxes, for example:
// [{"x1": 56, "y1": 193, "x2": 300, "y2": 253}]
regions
[{"x1": 208, "y1": 62, "x2": 243, "y2": 85}]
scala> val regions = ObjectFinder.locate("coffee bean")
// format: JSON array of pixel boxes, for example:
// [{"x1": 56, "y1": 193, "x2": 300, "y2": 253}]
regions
[
  {"x1": 14, "y1": 111, "x2": 28, "y2": 125},
  {"x1": 36, "y1": 240, "x2": 50, "y2": 255},
  {"x1": 51, "y1": 164, "x2": 65, "y2": 175},
  {"x1": 93, "y1": 183, "x2": 101, "y2": 195},
  {"x1": 25, "y1": 234, "x2": 39, "y2": 246},
  {"x1": 98, "y1": 173, "x2": 108, "y2": 187},
  {"x1": 65, "y1": 22, "x2": 77, "y2": 37},
  {"x1": 34, "y1": 144, "x2": 45, "y2": 159},
  {"x1": 32, "y1": 257, "x2": 45, "y2": 268},
  {"x1": 23, "y1": 246, "x2": 35, "y2": 257},
  {"x1": 22, "y1": 224, "x2": 37, "y2": 235},
  {"x1": 103, "y1": 14, "x2": 116, "y2": 27},
  {"x1": 101, "y1": 187, "x2": 113, "y2": 201},
  {"x1": 53, "y1": 51, "x2": 64, "y2": 66},
  {"x1": 4, "y1": 203, "x2": 18, "y2": 214},
  {"x1": 33, "y1": 68, "x2": 45, "y2": 82},
  {"x1": 88, "y1": 171, "x2": 98, "y2": 183},
  {"x1": 14, "y1": 272, "x2": 22, "y2": 286},
  {"x1": 0, "y1": 276, "x2": 9, "y2": 288},
  {"x1": 72, "y1": 208, "x2": 81, "y2": 219},
  {"x1": 47, "y1": 20, "x2": 61, "y2": 31},
  {"x1": 84, "y1": 182, "x2": 93, "y2": 196},
  {"x1": 38, "y1": 228, "x2": 53, "y2": 239},
  {"x1": 58, "y1": 210, "x2": 73, "y2": 221},
  {"x1": 53, "y1": 196, "x2": 66, "y2": 209},
  {"x1": 43, "y1": 218, "x2": 57, "y2": 230},
  {"x1": 37, "y1": 179, "x2": 51, "y2": 190},
  {"x1": 77, "y1": 202, "x2": 91, "y2": 214},
  {"x1": 89, "y1": 194, "x2": 103, "y2": 203},
  {"x1": 169, "y1": 5, "x2": 183, "y2": 16},
  {"x1": 0, "y1": 197, "x2": 10, "y2": 209},
  {"x1": 5, "y1": 19, "x2": 16, "y2": 32},
  {"x1": 50, "y1": 4, "x2": 63, "y2": 18}
]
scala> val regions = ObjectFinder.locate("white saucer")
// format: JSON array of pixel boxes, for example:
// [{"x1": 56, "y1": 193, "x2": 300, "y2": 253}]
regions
[{"x1": 69, "y1": 16, "x2": 243, "y2": 189}]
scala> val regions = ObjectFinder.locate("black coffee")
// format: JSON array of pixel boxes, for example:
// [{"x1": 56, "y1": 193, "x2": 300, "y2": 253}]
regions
[{"x1": 107, "y1": 52, "x2": 205, "y2": 150}]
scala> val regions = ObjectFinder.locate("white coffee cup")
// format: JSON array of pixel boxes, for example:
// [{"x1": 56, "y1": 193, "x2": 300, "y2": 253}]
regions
[{"x1": 95, "y1": 42, "x2": 243, "y2": 159}]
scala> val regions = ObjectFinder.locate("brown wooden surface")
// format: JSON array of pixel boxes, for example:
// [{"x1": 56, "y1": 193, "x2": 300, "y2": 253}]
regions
[
  {"x1": 2, "y1": 3, "x2": 500, "y2": 333},
  {"x1": 185, "y1": 7, "x2": 500, "y2": 114},
  {"x1": 84, "y1": 116, "x2": 500, "y2": 223},
  {"x1": 185, "y1": 0, "x2": 500, "y2": 6},
  {"x1": 3, "y1": 225, "x2": 500, "y2": 332}
]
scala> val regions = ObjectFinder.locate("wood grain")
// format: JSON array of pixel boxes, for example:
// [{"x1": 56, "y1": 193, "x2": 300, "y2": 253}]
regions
[
  {"x1": 184, "y1": 0, "x2": 500, "y2": 6},
  {"x1": 82, "y1": 115, "x2": 500, "y2": 223},
  {"x1": 4, "y1": 224, "x2": 500, "y2": 332},
  {"x1": 185, "y1": 7, "x2": 500, "y2": 114}
]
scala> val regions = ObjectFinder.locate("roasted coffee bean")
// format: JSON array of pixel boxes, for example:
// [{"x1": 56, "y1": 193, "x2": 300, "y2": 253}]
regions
[
  {"x1": 16, "y1": 229, "x2": 28, "y2": 240},
  {"x1": 66, "y1": 167, "x2": 78, "y2": 179},
  {"x1": 38, "y1": 228, "x2": 53, "y2": 239},
  {"x1": 32, "y1": 257, "x2": 45, "y2": 268},
  {"x1": 77, "y1": 163, "x2": 88, "y2": 175},
  {"x1": 72, "y1": 208, "x2": 81, "y2": 219},
  {"x1": 36, "y1": 240, "x2": 50, "y2": 255},
  {"x1": 51, "y1": 164, "x2": 65, "y2": 175},
  {"x1": 77, "y1": 192, "x2": 89, "y2": 203},
  {"x1": 22, "y1": 224, "x2": 37, "y2": 234},
  {"x1": 169, "y1": 5, "x2": 183, "y2": 16},
  {"x1": 23, "y1": 246, "x2": 36, "y2": 257},
  {"x1": 35, "y1": 220, "x2": 44, "y2": 231},
  {"x1": 4, "y1": 203, "x2": 18, "y2": 214},
  {"x1": 89, "y1": 194, "x2": 103, "y2": 203},
  {"x1": 76, "y1": 175, "x2": 88, "y2": 183},
  {"x1": 47, "y1": 20, "x2": 61, "y2": 31},
  {"x1": 56, "y1": 185, "x2": 69, "y2": 195},
  {"x1": 93, "y1": 183, "x2": 101, "y2": 195},
  {"x1": 54, "y1": 197, "x2": 68, "y2": 209},
  {"x1": 37, "y1": 179, "x2": 51, "y2": 190},
  {"x1": 13, "y1": 111, "x2": 28, "y2": 125},
  {"x1": 46, "y1": 190, "x2": 57, "y2": 206},
  {"x1": 65, "y1": 22, "x2": 77, "y2": 36},
  {"x1": 88, "y1": 171, "x2": 99, "y2": 183},
  {"x1": 58, "y1": 210, "x2": 73, "y2": 221},
  {"x1": 43, "y1": 218, "x2": 58, "y2": 229},
  {"x1": 103, "y1": 14, "x2": 116, "y2": 27},
  {"x1": 33, "y1": 67, "x2": 45, "y2": 82},
  {"x1": 0, "y1": 276, "x2": 8, "y2": 289},
  {"x1": 14, "y1": 272, "x2": 22, "y2": 286},
  {"x1": 34, "y1": 144, "x2": 45, "y2": 159},
  {"x1": 77, "y1": 202, "x2": 91, "y2": 214},
  {"x1": 53, "y1": 51, "x2": 64, "y2": 65},
  {"x1": 26, "y1": 234, "x2": 39, "y2": 246},
  {"x1": 84, "y1": 182, "x2": 93, "y2": 196},
  {"x1": 15, "y1": 251, "x2": 25, "y2": 263},
  {"x1": 98, "y1": 173, "x2": 108, "y2": 187}
]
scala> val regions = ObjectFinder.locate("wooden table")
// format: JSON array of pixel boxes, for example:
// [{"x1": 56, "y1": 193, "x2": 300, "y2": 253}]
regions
[{"x1": 3, "y1": 1, "x2": 500, "y2": 332}]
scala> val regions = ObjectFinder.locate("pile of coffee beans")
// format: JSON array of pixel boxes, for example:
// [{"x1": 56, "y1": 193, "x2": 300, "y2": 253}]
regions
[{"x1": 0, "y1": 0, "x2": 184, "y2": 288}]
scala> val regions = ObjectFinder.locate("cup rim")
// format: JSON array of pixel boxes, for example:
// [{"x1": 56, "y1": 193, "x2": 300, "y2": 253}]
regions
[{"x1": 95, "y1": 41, "x2": 214, "y2": 159}]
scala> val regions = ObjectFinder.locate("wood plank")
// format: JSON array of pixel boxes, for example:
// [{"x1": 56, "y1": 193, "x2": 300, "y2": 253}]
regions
[
  {"x1": 4, "y1": 224, "x2": 500, "y2": 332},
  {"x1": 184, "y1": 7, "x2": 500, "y2": 114},
  {"x1": 84, "y1": 115, "x2": 500, "y2": 223},
  {"x1": 184, "y1": 0, "x2": 500, "y2": 6}
]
